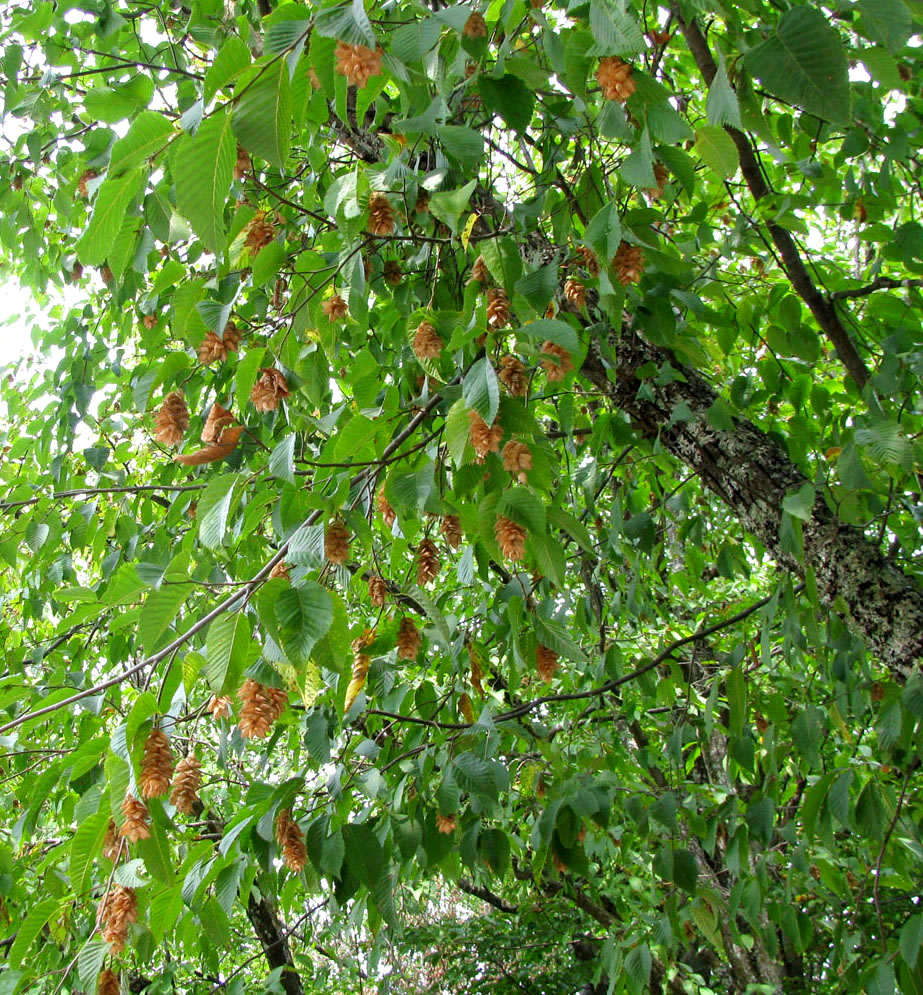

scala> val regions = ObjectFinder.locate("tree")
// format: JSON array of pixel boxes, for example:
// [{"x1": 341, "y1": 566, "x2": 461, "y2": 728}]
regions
[{"x1": 1, "y1": 0, "x2": 922, "y2": 991}]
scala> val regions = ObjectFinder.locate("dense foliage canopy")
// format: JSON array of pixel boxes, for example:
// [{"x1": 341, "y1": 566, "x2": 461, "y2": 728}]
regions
[{"x1": 2, "y1": 0, "x2": 923, "y2": 992}]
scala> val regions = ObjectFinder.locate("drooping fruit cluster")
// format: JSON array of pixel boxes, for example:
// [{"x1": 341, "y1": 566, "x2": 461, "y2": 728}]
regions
[
  {"x1": 198, "y1": 324, "x2": 241, "y2": 365},
  {"x1": 208, "y1": 695, "x2": 232, "y2": 720},
  {"x1": 368, "y1": 574, "x2": 387, "y2": 607},
  {"x1": 99, "y1": 885, "x2": 137, "y2": 953},
  {"x1": 463, "y1": 11, "x2": 487, "y2": 37},
  {"x1": 536, "y1": 643, "x2": 559, "y2": 682},
  {"x1": 335, "y1": 42, "x2": 383, "y2": 88},
  {"x1": 367, "y1": 192, "x2": 395, "y2": 236},
  {"x1": 499, "y1": 356, "x2": 528, "y2": 396},
  {"x1": 345, "y1": 630, "x2": 375, "y2": 712},
  {"x1": 325, "y1": 519, "x2": 351, "y2": 565},
  {"x1": 595, "y1": 58, "x2": 635, "y2": 102},
  {"x1": 251, "y1": 367, "x2": 290, "y2": 412},
  {"x1": 238, "y1": 679, "x2": 288, "y2": 738},
  {"x1": 436, "y1": 813, "x2": 457, "y2": 834},
  {"x1": 139, "y1": 728, "x2": 174, "y2": 799},
  {"x1": 441, "y1": 514, "x2": 462, "y2": 549},
  {"x1": 120, "y1": 794, "x2": 151, "y2": 842},
  {"x1": 469, "y1": 256, "x2": 490, "y2": 284},
  {"x1": 486, "y1": 288, "x2": 510, "y2": 329},
  {"x1": 170, "y1": 754, "x2": 202, "y2": 814},
  {"x1": 502, "y1": 441, "x2": 533, "y2": 483},
  {"x1": 397, "y1": 617, "x2": 421, "y2": 660},
  {"x1": 416, "y1": 538, "x2": 441, "y2": 584},
  {"x1": 575, "y1": 245, "x2": 600, "y2": 277},
  {"x1": 541, "y1": 341, "x2": 574, "y2": 382},
  {"x1": 614, "y1": 241, "x2": 644, "y2": 285},
  {"x1": 243, "y1": 212, "x2": 276, "y2": 255},
  {"x1": 153, "y1": 391, "x2": 189, "y2": 446},
  {"x1": 564, "y1": 277, "x2": 586, "y2": 310},
  {"x1": 275, "y1": 809, "x2": 308, "y2": 872},
  {"x1": 201, "y1": 402, "x2": 234, "y2": 443},
  {"x1": 412, "y1": 321, "x2": 443, "y2": 361},
  {"x1": 495, "y1": 515, "x2": 527, "y2": 561},
  {"x1": 648, "y1": 162, "x2": 670, "y2": 199},
  {"x1": 322, "y1": 294, "x2": 349, "y2": 321},
  {"x1": 468, "y1": 410, "x2": 503, "y2": 459},
  {"x1": 97, "y1": 968, "x2": 120, "y2": 995},
  {"x1": 377, "y1": 486, "x2": 396, "y2": 528}
]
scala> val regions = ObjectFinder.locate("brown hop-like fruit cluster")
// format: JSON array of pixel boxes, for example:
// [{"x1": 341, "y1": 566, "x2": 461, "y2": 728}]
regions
[
  {"x1": 575, "y1": 245, "x2": 600, "y2": 277},
  {"x1": 367, "y1": 192, "x2": 395, "y2": 236},
  {"x1": 648, "y1": 162, "x2": 670, "y2": 199},
  {"x1": 201, "y1": 403, "x2": 235, "y2": 444},
  {"x1": 222, "y1": 321, "x2": 242, "y2": 352},
  {"x1": 335, "y1": 41, "x2": 383, "y2": 88},
  {"x1": 269, "y1": 560, "x2": 291, "y2": 581},
  {"x1": 238, "y1": 679, "x2": 288, "y2": 738},
  {"x1": 441, "y1": 514, "x2": 462, "y2": 549},
  {"x1": 459, "y1": 692, "x2": 475, "y2": 723},
  {"x1": 197, "y1": 322, "x2": 241, "y2": 365},
  {"x1": 536, "y1": 643, "x2": 559, "y2": 682},
  {"x1": 170, "y1": 753, "x2": 202, "y2": 815},
  {"x1": 397, "y1": 617, "x2": 422, "y2": 660},
  {"x1": 244, "y1": 212, "x2": 276, "y2": 256},
  {"x1": 383, "y1": 260, "x2": 402, "y2": 286},
  {"x1": 499, "y1": 355, "x2": 528, "y2": 396},
  {"x1": 435, "y1": 813, "x2": 457, "y2": 834},
  {"x1": 468, "y1": 410, "x2": 503, "y2": 459},
  {"x1": 486, "y1": 287, "x2": 510, "y2": 329},
  {"x1": 368, "y1": 574, "x2": 387, "y2": 607},
  {"x1": 564, "y1": 277, "x2": 586, "y2": 310},
  {"x1": 502, "y1": 441, "x2": 533, "y2": 483},
  {"x1": 466, "y1": 640, "x2": 485, "y2": 697},
  {"x1": 102, "y1": 819, "x2": 121, "y2": 861},
  {"x1": 120, "y1": 794, "x2": 151, "y2": 842},
  {"x1": 153, "y1": 391, "x2": 189, "y2": 446},
  {"x1": 414, "y1": 189, "x2": 430, "y2": 214},
  {"x1": 614, "y1": 241, "x2": 644, "y2": 285},
  {"x1": 233, "y1": 144, "x2": 251, "y2": 181},
  {"x1": 377, "y1": 486, "x2": 396, "y2": 528},
  {"x1": 97, "y1": 968, "x2": 120, "y2": 995},
  {"x1": 99, "y1": 885, "x2": 137, "y2": 954},
  {"x1": 541, "y1": 341, "x2": 574, "y2": 382},
  {"x1": 495, "y1": 515, "x2": 526, "y2": 561},
  {"x1": 251, "y1": 367, "x2": 290, "y2": 412},
  {"x1": 322, "y1": 293, "x2": 349, "y2": 322},
  {"x1": 77, "y1": 169, "x2": 98, "y2": 197},
  {"x1": 208, "y1": 695, "x2": 232, "y2": 720},
  {"x1": 595, "y1": 57, "x2": 635, "y2": 102},
  {"x1": 275, "y1": 809, "x2": 308, "y2": 872},
  {"x1": 416, "y1": 538, "x2": 441, "y2": 584},
  {"x1": 412, "y1": 320, "x2": 443, "y2": 361},
  {"x1": 142, "y1": 314, "x2": 157, "y2": 329},
  {"x1": 463, "y1": 11, "x2": 488, "y2": 37},
  {"x1": 325, "y1": 518, "x2": 351, "y2": 565},
  {"x1": 469, "y1": 255, "x2": 490, "y2": 284},
  {"x1": 139, "y1": 728, "x2": 174, "y2": 799}
]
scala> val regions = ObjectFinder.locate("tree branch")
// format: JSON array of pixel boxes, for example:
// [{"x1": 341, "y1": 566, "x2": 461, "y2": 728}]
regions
[
  {"x1": 830, "y1": 276, "x2": 923, "y2": 300},
  {"x1": 671, "y1": 5, "x2": 872, "y2": 389}
]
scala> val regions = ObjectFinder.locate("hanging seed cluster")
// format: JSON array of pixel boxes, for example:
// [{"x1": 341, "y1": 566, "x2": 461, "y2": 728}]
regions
[{"x1": 238, "y1": 679, "x2": 288, "y2": 738}]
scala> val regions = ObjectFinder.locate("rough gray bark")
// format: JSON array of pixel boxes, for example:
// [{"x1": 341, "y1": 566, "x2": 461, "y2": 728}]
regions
[
  {"x1": 246, "y1": 891, "x2": 304, "y2": 995},
  {"x1": 582, "y1": 329, "x2": 923, "y2": 678}
]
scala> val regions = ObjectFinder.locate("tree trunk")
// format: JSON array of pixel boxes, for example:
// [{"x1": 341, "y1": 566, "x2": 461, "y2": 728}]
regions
[{"x1": 582, "y1": 329, "x2": 923, "y2": 677}]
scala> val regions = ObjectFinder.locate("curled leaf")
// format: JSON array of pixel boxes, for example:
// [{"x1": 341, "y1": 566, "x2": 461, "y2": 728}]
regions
[{"x1": 174, "y1": 425, "x2": 244, "y2": 466}]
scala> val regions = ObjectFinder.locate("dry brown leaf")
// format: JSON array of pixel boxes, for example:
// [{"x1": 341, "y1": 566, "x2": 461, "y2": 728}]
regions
[{"x1": 174, "y1": 425, "x2": 244, "y2": 466}]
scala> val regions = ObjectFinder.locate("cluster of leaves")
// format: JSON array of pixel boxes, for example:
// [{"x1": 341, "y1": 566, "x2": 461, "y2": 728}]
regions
[{"x1": 1, "y1": 0, "x2": 923, "y2": 993}]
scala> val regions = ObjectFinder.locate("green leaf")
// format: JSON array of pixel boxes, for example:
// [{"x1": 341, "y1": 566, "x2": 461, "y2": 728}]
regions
[
  {"x1": 744, "y1": 6, "x2": 850, "y2": 124},
  {"x1": 270, "y1": 434, "x2": 296, "y2": 486},
  {"x1": 694, "y1": 125, "x2": 739, "y2": 180},
  {"x1": 429, "y1": 180, "x2": 477, "y2": 234},
  {"x1": 76, "y1": 169, "x2": 143, "y2": 266},
  {"x1": 273, "y1": 583, "x2": 334, "y2": 663},
  {"x1": 234, "y1": 60, "x2": 292, "y2": 169},
  {"x1": 624, "y1": 943, "x2": 652, "y2": 995},
  {"x1": 139, "y1": 583, "x2": 189, "y2": 655},
  {"x1": 497, "y1": 486, "x2": 546, "y2": 533},
  {"x1": 479, "y1": 236, "x2": 523, "y2": 289},
  {"x1": 588, "y1": 0, "x2": 644, "y2": 56},
  {"x1": 437, "y1": 125, "x2": 484, "y2": 168},
  {"x1": 673, "y1": 848, "x2": 698, "y2": 894},
  {"x1": 109, "y1": 111, "x2": 174, "y2": 176},
  {"x1": 198, "y1": 473, "x2": 239, "y2": 549},
  {"x1": 342, "y1": 823, "x2": 384, "y2": 886},
  {"x1": 463, "y1": 357, "x2": 500, "y2": 427},
  {"x1": 77, "y1": 941, "x2": 109, "y2": 994},
  {"x1": 620, "y1": 128, "x2": 656, "y2": 188},
  {"x1": 706, "y1": 57, "x2": 742, "y2": 130},
  {"x1": 782, "y1": 482, "x2": 815, "y2": 521},
  {"x1": 205, "y1": 612, "x2": 251, "y2": 694},
  {"x1": 726, "y1": 665, "x2": 746, "y2": 738},
  {"x1": 8, "y1": 898, "x2": 59, "y2": 969},
  {"x1": 175, "y1": 110, "x2": 236, "y2": 252},
  {"x1": 902, "y1": 914, "x2": 923, "y2": 968},
  {"x1": 858, "y1": 0, "x2": 913, "y2": 54},
  {"x1": 69, "y1": 811, "x2": 109, "y2": 895},
  {"x1": 584, "y1": 202, "x2": 622, "y2": 263},
  {"x1": 534, "y1": 616, "x2": 586, "y2": 663},
  {"x1": 205, "y1": 36, "x2": 252, "y2": 102},
  {"x1": 517, "y1": 318, "x2": 579, "y2": 354},
  {"x1": 856, "y1": 779, "x2": 886, "y2": 840},
  {"x1": 478, "y1": 74, "x2": 535, "y2": 133}
]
